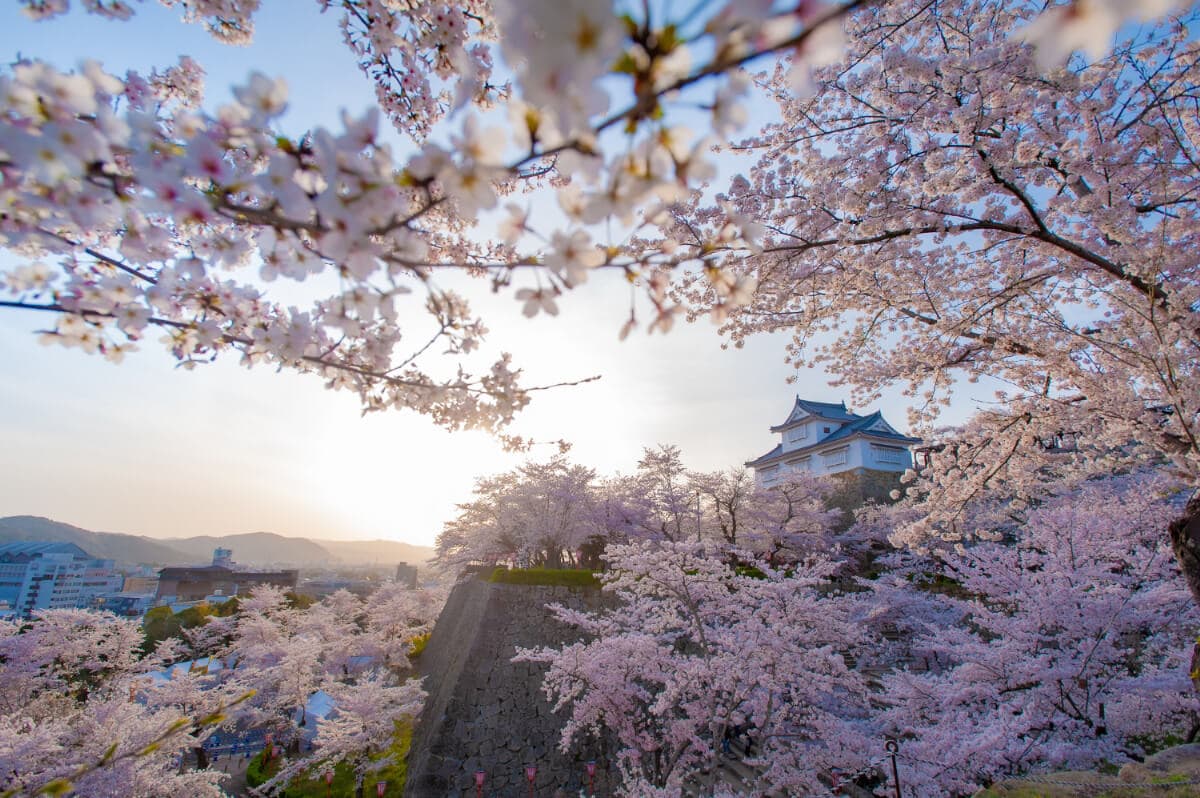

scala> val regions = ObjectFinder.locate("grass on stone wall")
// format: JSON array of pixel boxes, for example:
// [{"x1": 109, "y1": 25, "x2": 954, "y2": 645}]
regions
[{"x1": 488, "y1": 567, "x2": 601, "y2": 587}]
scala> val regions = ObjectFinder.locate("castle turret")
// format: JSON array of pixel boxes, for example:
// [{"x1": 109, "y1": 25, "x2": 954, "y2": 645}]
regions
[{"x1": 746, "y1": 397, "x2": 920, "y2": 486}]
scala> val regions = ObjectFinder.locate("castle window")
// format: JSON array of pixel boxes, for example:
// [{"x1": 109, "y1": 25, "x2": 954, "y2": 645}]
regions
[
  {"x1": 822, "y1": 447, "x2": 848, "y2": 467},
  {"x1": 872, "y1": 445, "x2": 905, "y2": 464},
  {"x1": 786, "y1": 457, "x2": 810, "y2": 472},
  {"x1": 785, "y1": 424, "x2": 808, "y2": 442}
]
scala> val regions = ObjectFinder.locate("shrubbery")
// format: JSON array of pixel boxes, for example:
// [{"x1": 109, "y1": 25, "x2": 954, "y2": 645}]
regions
[
  {"x1": 247, "y1": 720, "x2": 413, "y2": 796},
  {"x1": 488, "y1": 567, "x2": 601, "y2": 587},
  {"x1": 245, "y1": 749, "x2": 282, "y2": 789}
]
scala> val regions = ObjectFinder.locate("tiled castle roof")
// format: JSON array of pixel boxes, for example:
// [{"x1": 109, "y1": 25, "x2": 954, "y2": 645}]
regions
[{"x1": 769, "y1": 398, "x2": 858, "y2": 431}]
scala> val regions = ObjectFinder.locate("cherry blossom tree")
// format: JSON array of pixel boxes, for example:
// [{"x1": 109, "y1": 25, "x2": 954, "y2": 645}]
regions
[
  {"x1": 312, "y1": 674, "x2": 423, "y2": 797},
  {"x1": 209, "y1": 585, "x2": 432, "y2": 754},
  {"x1": 521, "y1": 540, "x2": 876, "y2": 796},
  {"x1": 434, "y1": 452, "x2": 815, "y2": 574},
  {"x1": 857, "y1": 472, "x2": 1200, "y2": 795},
  {"x1": 0, "y1": 609, "x2": 229, "y2": 797},
  {"x1": 524, "y1": 468, "x2": 1200, "y2": 796},
  {"x1": 627, "y1": 445, "x2": 701, "y2": 543},
  {"x1": 435, "y1": 455, "x2": 602, "y2": 571},
  {"x1": 689, "y1": 467, "x2": 755, "y2": 547},
  {"x1": 680, "y1": 0, "x2": 1200, "y2": 600},
  {"x1": 360, "y1": 580, "x2": 447, "y2": 674},
  {"x1": 0, "y1": 579, "x2": 443, "y2": 797},
  {"x1": 580, "y1": 474, "x2": 656, "y2": 553},
  {"x1": 221, "y1": 584, "x2": 433, "y2": 796},
  {"x1": 741, "y1": 471, "x2": 845, "y2": 565},
  {"x1": 4, "y1": 2, "x2": 1198, "y2": 791},
  {"x1": 652, "y1": 465, "x2": 845, "y2": 561},
  {"x1": 0, "y1": 0, "x2": 853, "y2": 451},
  {"x1": 4, "y1": 0, "x2": 1165, "y2": 449}
]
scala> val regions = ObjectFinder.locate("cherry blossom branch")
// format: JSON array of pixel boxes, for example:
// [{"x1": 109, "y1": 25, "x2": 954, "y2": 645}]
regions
[
  {"x1": 0, "y1": 300, "x2": 599, "y2": 396},
  {"x1": 1, "y1": 690, "x2": 255, "y2": 798}
]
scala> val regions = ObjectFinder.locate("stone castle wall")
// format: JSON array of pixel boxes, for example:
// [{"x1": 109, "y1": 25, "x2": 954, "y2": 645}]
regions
[
  {"x1": 826, "y1": 468, "x2": 904, "y2": 529},
  {"x1": 405, "y1": 578, "x2": 613, "y2": 797}
]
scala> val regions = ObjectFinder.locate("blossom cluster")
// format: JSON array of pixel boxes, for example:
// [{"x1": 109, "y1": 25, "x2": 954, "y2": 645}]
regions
[
  {"x1": 528, "y1": 469, "x2": 1198, "y2": 796},
  {"x1": 0, "y1": 582, "x2": 444, "y2": 797},
  {"x1": 433, "y1": 445, "x2": 842, "y2": 574},
  {"x1": 677, "y1": 0, "x2": 1200, "y2": 549},
  {"x1": 5, "y1": 0, "x2": 1188, "y2": 446}
]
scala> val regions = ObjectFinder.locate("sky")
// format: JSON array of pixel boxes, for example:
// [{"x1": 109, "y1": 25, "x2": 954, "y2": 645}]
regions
[{"x1": 0, "y1": 2, "x2": 984, "y2": 547}]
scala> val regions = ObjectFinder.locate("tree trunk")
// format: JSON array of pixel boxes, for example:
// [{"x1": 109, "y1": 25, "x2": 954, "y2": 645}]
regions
[
  {"x1": 193, "y1": 745, "x2": 209, "y2": 770},
  {"x1": 1168, "y1": 493, "x2": 1200, "y2": 690}
]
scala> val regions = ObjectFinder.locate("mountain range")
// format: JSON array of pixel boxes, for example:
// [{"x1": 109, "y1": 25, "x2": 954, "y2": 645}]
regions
[{"x1": 0, "y1": 516, "x2": 434, "y2": 568}]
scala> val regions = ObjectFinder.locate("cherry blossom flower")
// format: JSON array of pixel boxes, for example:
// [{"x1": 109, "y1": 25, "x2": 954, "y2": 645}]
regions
[{"x1": 515, "y1": 287, "x2": 559, "y2": 318}]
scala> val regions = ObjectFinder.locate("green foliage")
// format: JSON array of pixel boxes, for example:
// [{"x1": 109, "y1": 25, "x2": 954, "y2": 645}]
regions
[
  {"x1": 141, "y1": 606, "x2": 182, "y2": 652},
  {"x1": 143, "y1": 606, "x2": 174, "y2": 622},
  {"x1": 141, "y1": 601, "x2": 219, "y2": 652},
  {"x1": 36, "y1": 779, "x2": 72, "y2": 796},
  {"x1": 488, "y1": 567, "x2": 600, "y2": 587},
  {"x1": 174, "y1": 604, "x2": 213, "y2": 628},
  {"x1": 286, "y1": 592, "x2": 317, "y2": 610},
  {"x1": 287, "y1": 762, "x2": 356, "y2": 797},
  {"x1": 273, "y1": 719, "x2": 413, "y2": 797},
  {"x1": 910, "y1": 571, "x2": 975, "y2": 600},
  {"x1": 245, "y1": 749, "x2": 282, "y2": 789},
  {"x1": 1125, "y1": 731, "x2": 1193, "y2": 763},
  {"x1": 407, "y1": 633, "x2": 431, "y2": 660}
]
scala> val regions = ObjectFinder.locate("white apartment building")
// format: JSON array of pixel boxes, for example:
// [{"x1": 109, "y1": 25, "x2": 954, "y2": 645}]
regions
[{"x1": 0, "y1": 541, "x2": 122, "y2": 617}]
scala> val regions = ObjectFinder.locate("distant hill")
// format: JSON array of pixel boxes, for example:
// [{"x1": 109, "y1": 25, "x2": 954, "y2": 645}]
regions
[
  {"x1": 313, "y1": 538, "x2": 434, "y2": 566},
  {"x1": 164, "y1": 533, "x2": 335, "y2": 567},
  {"x1": 0, "y1": 516, "x2": 434, "y2": 567},
  {"x1": 0, "y1": 516, "x2": 190, "y2": 564}
]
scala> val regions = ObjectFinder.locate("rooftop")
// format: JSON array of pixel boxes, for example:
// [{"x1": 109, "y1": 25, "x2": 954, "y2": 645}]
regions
[
  {"x1": 770, "y1": 398, "x2": 859, "y2": 431},
  {"x1": 0, "y1": 541, "x2": 91, "y2": 560},
  {"x1": 815, "y1": 411, "x2": 922, "y2": 448}
]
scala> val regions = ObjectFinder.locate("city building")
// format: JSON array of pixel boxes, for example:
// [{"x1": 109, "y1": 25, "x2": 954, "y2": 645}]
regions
[
  {"x1": 0, "y1": 542, "x2": 123, "y2": 617},
  {"x1": 122, "y1": 575, "x2": 159, "y2": 593},
  {"x1": 746, "y1": 397, "x2": 921, "y2": 487},
  {"x1": 91, "y1": 591, "x2": 155, "y2": 617},
  {"x1": 296, "y1": 575, "x2": 377, "y2": 599},
  {"x1": 395, "y1": 562, "x2": 419, "y2": 589},
  {"x1": 155, "y1": 548, "x2": 298, "y2": 602}
]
